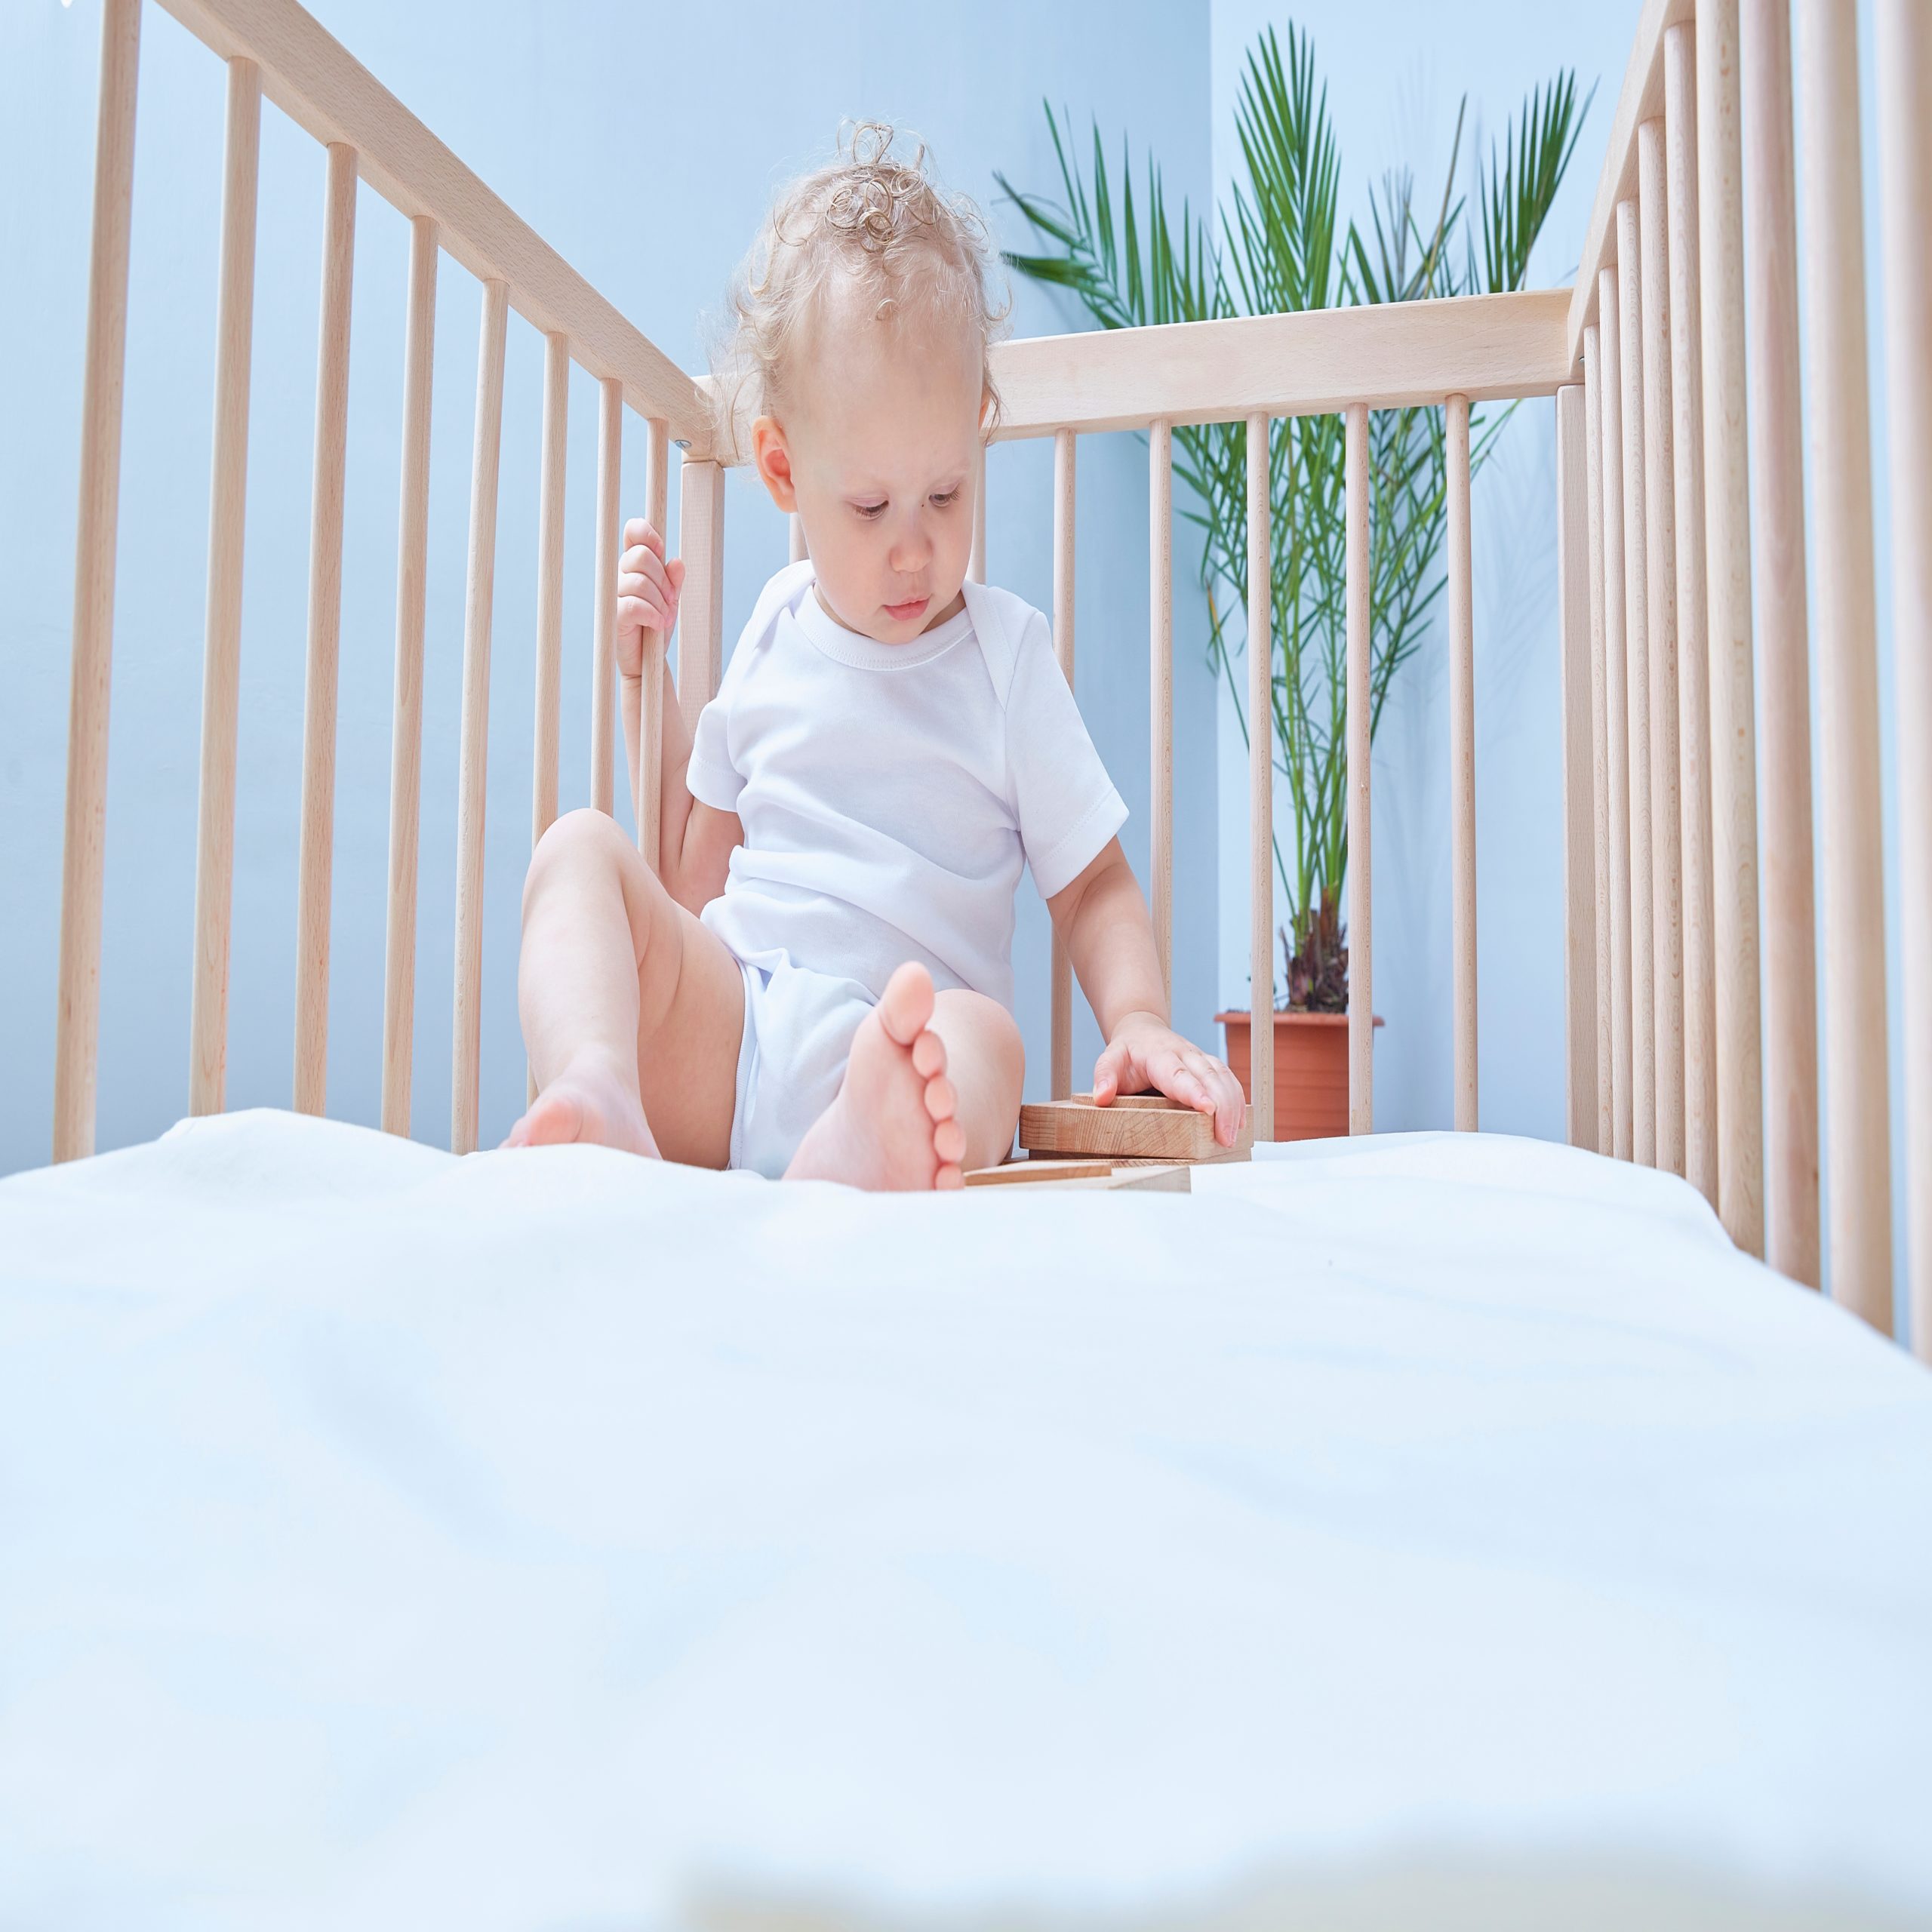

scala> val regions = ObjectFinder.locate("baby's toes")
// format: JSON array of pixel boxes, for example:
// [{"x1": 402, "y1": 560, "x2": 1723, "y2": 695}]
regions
[
  {"x1": 935, "y1": 1161, "x2": 964, "y2": 1192},
  {"x1": 924, "y1": 1073, "x2": 956, "y2": 1122},
  {"x1": 877, "y1": 961, "x2": 937, "y2": 1047},
  {"x1": 912, "y1": 1027, "x2": 946, "y2": 1081},
  {"x1": 934, "y1": 1117, "x2": 966, "y2": 1168}
]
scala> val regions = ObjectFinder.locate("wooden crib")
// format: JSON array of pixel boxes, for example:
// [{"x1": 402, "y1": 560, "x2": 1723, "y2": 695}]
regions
[{"x1": 42, "y1": 0, "x2": 1929, "y2": 1356}]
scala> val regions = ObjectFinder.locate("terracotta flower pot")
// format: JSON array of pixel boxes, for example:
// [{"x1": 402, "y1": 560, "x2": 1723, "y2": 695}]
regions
[{"x1": 1214, "y1": 1010, "x2": 1383, "y2": 1142}]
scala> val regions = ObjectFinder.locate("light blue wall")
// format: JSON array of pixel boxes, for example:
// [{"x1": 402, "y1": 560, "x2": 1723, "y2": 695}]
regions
[
  {"x1": 0, "y1": 0, "x2": 1214, "y2": 1174},
  {"x1": 1208, "y1": 0, "x2": 1642, "y2": 1139}
]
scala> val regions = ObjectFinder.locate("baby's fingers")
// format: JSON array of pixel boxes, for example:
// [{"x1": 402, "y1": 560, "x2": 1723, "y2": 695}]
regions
[
  {"x1": 615, "y1": 554, "x2": 680, "y2": 676},
  {"x1": 623, "y1": 515, "x2": 666, "y2": 559},
  {"x1": 1091, "y1": 1038, "x2": 1136, "y2": 1104},
  {"x1": 1195, "y1": 1054, "x2": 1247, "y2": 1145},
  {"x1": 616, "y1": 584, "x2": 675, "y2": 642},
  {"x1": 620, "y1": 543, "x2": 676, "y2": 598},
  {"x1": 1149, "y1": 1045, "x2": 1213, "y2": 1115},
  {"x1": 616, "y1": 596, "x2": 672, "y2": 640},
  {"x1": 618, "y1": 557, "x2": 674, "y2": 609}
]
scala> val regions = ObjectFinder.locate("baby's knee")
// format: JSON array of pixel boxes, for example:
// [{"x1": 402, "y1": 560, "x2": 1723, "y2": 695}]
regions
[
  {"x1": 937, "y1": 989, "x2": 1025, "y2": 1098},
  {"x1": 982, "y1": 996, "x2": 1025, "y2": 1077},
  {"x1": 524, "y1": 805, "x2": 634, "y2": 912}
]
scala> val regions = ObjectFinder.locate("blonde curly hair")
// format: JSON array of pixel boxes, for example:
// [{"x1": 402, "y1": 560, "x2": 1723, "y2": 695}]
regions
[{"x1": 712, "y1": 122, "x2": 1008, "y2": 449}]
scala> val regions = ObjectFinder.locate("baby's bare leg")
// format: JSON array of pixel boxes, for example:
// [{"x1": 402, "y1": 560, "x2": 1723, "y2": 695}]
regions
[
  {"x1": 928, "y1": 989, "x2": 1025, "y2": 1171},
  {"x1": 504, "y1": 807, "x2": 743, "y2": 1165}
]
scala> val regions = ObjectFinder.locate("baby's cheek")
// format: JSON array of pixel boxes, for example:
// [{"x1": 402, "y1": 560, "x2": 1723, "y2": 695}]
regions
[{"x1": 801, "y1": 523, "x2": 863, "y2": 603}]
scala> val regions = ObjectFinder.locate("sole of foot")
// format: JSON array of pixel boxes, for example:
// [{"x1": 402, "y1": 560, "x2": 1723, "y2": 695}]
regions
[{"x1": 784, "y1": 961, "x2": 967, "y2": 1191}]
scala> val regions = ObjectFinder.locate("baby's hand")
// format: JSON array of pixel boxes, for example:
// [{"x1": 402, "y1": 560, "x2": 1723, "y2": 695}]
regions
[
  {"x1": 616, "y1": 517, "x2": 685, "y2": 680},
  {"x1": 1092, "y1": 1014, "x2": 1247, "y2": 1149}
]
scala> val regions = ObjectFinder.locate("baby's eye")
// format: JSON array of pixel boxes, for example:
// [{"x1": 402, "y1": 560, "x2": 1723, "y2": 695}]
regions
[
  {"x1": 854, "y1": 500, "x2": 887, "y2": 520},
  {"x1": 929, "y1": 490, "x2": 958, "y2": 508}
]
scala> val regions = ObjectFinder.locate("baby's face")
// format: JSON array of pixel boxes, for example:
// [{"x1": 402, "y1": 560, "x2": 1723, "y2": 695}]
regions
[{"x1": 753, "y1": 279, "x2": 985, "y2": 645}]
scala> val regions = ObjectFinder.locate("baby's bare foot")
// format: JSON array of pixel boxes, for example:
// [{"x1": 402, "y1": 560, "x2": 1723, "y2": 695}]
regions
[
  {"x1": 501, "y1": 1049, "x2": 660, "y2": 1159},
  {"x1": 785, "y1": 962, "x2": 966, "y2": 1191}
]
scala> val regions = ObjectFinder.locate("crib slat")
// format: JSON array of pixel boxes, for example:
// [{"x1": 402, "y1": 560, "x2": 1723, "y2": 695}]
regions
[
  {"x1": 591, "y1": 377, "x2": 622, "y2": 817},
  {"x1": 1639, "y1": 120, "x2": 1685, "y2": 1180},
  {"x1": 526, "y1": 331, "x2": 568, "y2": 1110},
  {"x1": 380, "y1": 216, "x2": 438, "y2": 1139},
  {"x1": 1875, "y1": 0, "x2": 1932, "y2": 1357},
  {"x1": 1742, "y1": 0, "x2": 1820, "y2": 1288},
  {"x1": 1447, "y1": 395, "x2": 1477, "y2": 1132},
  {"x1": 1666, "y1": 26, "x2": 1719, "y2": 1211},
  {"x1": 636, "y1": 417, "x2": 670, "y2": 869},
  {"x1": 532, "y1": 332, "x2": 568, "y2": 851},
  {"x1": 1599, "y1": 266, "x2": 1635, "y2": 1164},
  {"x1": 788, "y1": 511, "x2": 808, "y2": 567},
  {"x1": 450, "y1": 279, "x2": 510, "y2": 1157},
  {"x1": 1556, "y1": 383, "x2": 1596, "y2": 1152},
  {"x1": 678, "y1": 457, "x2": 727, "y2": 731},
  {"x1": 1796, "y1": 0, "x2": 1893, "y2": 1333},
  {"x1": 647, "y1": 423, "x2": 671, "y2": 635},
  {"x1": 51, "y1": 0, "x2": 141, "y2": 1164},
  {"x1": 1053, "y1": 428, "x2": 1077, "y2": 1101},
  {"x1": 1247, "y1": 412, "x2": 1274, "y2": 1141},
  {"x1": 292, "y1": 141, "x2": 357, "y2": 1119},
  {"x1": 187, "y1": 56, "x2": 260, "y2": 1120},
  {"x1": 1345, "y1": 402, "x2": 1373, "y2": 1135},
  {"x1": 1584, "y1": 326, "x2": 1614, "y2": 1157},
  {"x1": 1617, "y1": 199, "x2": 1655, "y2": 1168},
  {"x1": 1149, "y1": 420, "x2": 1173, "y2": 1002},
  {"x1": 1697, "y1": 0, "x2": 1767, "y2": 1257},
  {"x1": 971, "y1": 443, "x2": 987, "y2": 586}
]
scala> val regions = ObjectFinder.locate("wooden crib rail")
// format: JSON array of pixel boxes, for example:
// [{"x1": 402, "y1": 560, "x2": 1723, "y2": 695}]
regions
[
  {"x1": 53, "y1": 0, "x2": 710, "y2": 1167},
  {"x1": 1567, "y1": 0, "x2": 1928, "y2": 1354},
  {"x1": 155, "y1": 0, "x2": 709, "y2": 443},
  {"x1": 986, "y1": 291, "x2": 1574, "y2": 440}
]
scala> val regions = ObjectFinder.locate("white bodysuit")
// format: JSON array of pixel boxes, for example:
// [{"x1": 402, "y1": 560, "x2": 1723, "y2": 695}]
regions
[{"x1": 685, "y1": 560, "x2": 1126, "y2": 1176}]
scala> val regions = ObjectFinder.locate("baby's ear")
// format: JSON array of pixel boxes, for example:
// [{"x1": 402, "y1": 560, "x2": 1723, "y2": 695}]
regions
[{"x1": 750, "y1": 415, "x2": 798, "y2": 512}]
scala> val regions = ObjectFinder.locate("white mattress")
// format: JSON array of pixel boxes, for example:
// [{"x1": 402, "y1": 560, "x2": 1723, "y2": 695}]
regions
[{"x1": 2, "y1": 1108, "x2": 1929, "y2": 1930}]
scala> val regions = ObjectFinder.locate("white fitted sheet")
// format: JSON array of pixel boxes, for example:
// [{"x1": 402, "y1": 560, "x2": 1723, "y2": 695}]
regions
[{"x1": 2, "y1": 1108, "x2": 1929, "y2": 1930}]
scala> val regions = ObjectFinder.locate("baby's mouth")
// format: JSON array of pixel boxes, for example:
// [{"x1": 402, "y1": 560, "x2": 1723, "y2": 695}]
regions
[{"x1": 884, "y1": 595, "x2": 930, "y2": 622}]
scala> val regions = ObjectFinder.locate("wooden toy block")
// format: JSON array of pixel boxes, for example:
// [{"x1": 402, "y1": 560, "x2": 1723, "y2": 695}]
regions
[
  {"x1": 962, "y1": 1157, "x2": 1194, "y2": 1193},
  {"x1": 963, "y1": 1157, "x2": 1115, "y2": 1186},
  {"x1": 1105, "y1": 1161, "x2": 1192, "y2": 1193},
  {"x1": 1017, "y1": 1093, "x2": 1253, "y2": 1164}
]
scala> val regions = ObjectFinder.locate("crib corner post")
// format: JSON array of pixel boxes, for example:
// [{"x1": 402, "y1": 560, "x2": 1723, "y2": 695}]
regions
[{"x1": 678, "y1": 454, "x2": 728, "y2": 733}]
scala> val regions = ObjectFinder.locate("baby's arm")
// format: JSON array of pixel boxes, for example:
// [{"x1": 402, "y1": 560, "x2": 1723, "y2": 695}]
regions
[
  {"x1": 616, "y1": 518, "x2": 741, "y2": 914},
  {"x1": 1050, "y1": 839, "x2": 1248, "y2": 1148}
]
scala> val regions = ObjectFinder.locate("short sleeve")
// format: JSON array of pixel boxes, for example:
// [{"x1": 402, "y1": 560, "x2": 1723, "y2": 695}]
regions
[{"x1": 1004, "y1": 609, "x2": 1128, "y2": 899}]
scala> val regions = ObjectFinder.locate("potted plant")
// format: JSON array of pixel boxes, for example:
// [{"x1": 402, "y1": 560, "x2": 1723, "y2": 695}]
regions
[{"x1": 998, "y1": 26, "x2": 1586, "y2": 1137}]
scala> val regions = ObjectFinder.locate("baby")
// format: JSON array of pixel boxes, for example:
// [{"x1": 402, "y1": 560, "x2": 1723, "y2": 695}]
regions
[{"x1": 503, "y1": 125, "x2": 1244, "y2": 1189}]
